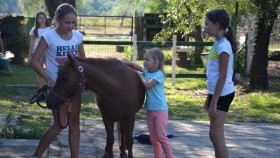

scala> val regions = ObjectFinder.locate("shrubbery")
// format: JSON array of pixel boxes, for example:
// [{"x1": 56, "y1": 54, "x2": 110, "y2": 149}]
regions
[
  {"x1": 268, "y1": 51, "x2": 280, "y2": 61},
  {"x1": 0, "y1": 15, "x2": 30, "y2": 65}
]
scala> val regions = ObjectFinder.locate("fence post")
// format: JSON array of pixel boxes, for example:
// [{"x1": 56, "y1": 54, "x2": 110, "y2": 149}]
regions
[
  {"x1": 246, "y1": 15, "x2": 256, "y2": 74},
  {"x1": 132, "y1": 34, "x2": 138, "y2": 63},
  {"x1": 172, "y1": 35, "x2": 177, "y2": 86}
]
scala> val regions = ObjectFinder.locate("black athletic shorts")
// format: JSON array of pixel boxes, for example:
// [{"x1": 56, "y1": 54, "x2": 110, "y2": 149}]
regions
[{"x1": 207, "y1": 92, "x2": 235, "y2": 112}]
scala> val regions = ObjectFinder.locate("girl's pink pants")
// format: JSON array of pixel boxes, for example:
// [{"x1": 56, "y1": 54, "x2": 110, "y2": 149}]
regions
[{"x1": 147, "y1": 110, "x2": 173, "y2": 158}]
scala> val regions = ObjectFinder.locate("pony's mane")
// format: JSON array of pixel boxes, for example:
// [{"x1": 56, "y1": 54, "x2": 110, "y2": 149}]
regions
[
  {"x1": 76, "y1": 57, "x2": 118, "y2": 63},
  {"x1": 76, "y1": 57, "x2": 120, "y2": 65}
]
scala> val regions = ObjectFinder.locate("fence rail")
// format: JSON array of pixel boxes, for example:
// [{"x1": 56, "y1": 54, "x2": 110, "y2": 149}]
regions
[{"x1": 83, "y1": 40, "x2": 214, "y2": 47}]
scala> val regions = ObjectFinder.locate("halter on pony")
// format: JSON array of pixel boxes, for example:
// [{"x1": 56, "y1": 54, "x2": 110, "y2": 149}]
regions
[{"x1": 30, "y1": 57, "x2": 86, "y2": 129}]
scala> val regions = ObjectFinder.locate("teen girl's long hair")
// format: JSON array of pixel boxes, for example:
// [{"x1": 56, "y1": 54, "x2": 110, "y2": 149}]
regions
[
  {"x1": 33, "y1": 12, "x2": 50, "y2": 37},
  {"x1": 206, "y1": 9, "x2": 237, "y2": 54}
]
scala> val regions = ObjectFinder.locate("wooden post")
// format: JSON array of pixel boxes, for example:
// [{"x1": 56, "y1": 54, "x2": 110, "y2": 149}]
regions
[
  {"x1": 132, "y1": 34, "x2": 137, "y2": 63},
  {"x1": 246, "y1": 15, "x2": 256, "y2": 74},
  {"x1": 172, "y1": 35, "x2": 177, "y2": 86}
]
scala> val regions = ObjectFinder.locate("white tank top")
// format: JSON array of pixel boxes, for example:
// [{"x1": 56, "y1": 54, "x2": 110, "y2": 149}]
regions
[{"x1": 42, "y1": 29, "x2": 84, "y2": 81}]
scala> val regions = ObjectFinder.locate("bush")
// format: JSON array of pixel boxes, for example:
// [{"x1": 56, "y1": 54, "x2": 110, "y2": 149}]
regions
[
  {"x1": 0, "y1": 115, "x2": 49, "y2": 139},
  {"x1": 234, "y1": 49, "x2": 245, "y2": 74},
  {"x1": 164, "y1": 51, "x2": 172, "y2": 65},
  {"x1": 123, "y1": 46, "x2": 132, "y2": 60},
  {"x1": 268, "y1": 51, "x2": 280, "y2": 61},
  {"x1": 0, "y1": 15, "x2": 30, "y2": 65}
]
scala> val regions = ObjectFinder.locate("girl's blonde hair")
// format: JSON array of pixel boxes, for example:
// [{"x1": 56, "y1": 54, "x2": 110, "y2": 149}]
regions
[{"x1": 146, "y1": 47, "x2": 164, "y2": 72}]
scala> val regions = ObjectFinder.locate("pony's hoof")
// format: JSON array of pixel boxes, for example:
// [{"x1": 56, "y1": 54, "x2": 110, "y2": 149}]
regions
[
  {"x1": 103, "y1": 153, "x2": 113, "y2": 158},
  {"x1": 120, "y1": 152, "x2": 128, "y2": 158}
]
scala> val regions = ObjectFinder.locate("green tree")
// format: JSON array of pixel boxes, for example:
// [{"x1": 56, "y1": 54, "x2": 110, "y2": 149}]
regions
[
  {"x1": 111, "y1": 0, "x2": 145, "y2": 16},
  {"x1": 154, "y1": 0, "x2": 217, "y2": 65},
  {"x1": 1, "y1": 16, "x2": 30, "y2": 65},
  {"x1": 250, "y1": 0, "x2": 280, "y2": 89},
  {"x1": 76, "y1": 0, "x2": 122, "y2": 16},
  {"x1": 154, "y1": 0, "x2": 250, "y2": 65},
  {"x1": 19, "y1": 0, "x2": 45, "y2": 17},
  {"x1": 145, "y1": 0, "x2": 168, "y2": 13},
  {"x1": 44, "y1": 0, "x2": 76, "y2": 18},
  {"x1": 76, "y1": 0, "x2": 96, "y2": 15}
]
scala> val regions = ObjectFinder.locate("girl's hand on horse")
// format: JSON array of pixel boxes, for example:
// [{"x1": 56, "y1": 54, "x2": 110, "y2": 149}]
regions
[
  {"x1": 124, "y1": 61, "x2": 133, "y2": 67},
  {"x1": 124, "y1": 61, "x2": 142, "y2": 72}
]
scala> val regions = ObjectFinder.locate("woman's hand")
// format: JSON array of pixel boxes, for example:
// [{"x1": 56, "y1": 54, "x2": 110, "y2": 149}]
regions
[{"x1": 208, "y1": 101, "x2": 217, "y2": 119}]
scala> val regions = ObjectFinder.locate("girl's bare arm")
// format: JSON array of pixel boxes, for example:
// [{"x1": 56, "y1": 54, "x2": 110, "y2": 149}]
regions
[
  {"x1": 137, "y1": 73, "x2": 157, "y2": 91},
  {"x1": 30, "y1": 37, "x2": 54, "y2": 86},
  {"x1": 77, "y1": 43, "x2": 86, "y2": 59},
  {"x1": 124, "y1": 61, "x2": 142, "y2": 71},
  {"x1": 208, "y1": 52, "x2": 229, "y2": 118},
  {"x1": 27, "y1": 34, "x2": 35, "y2": 63}
]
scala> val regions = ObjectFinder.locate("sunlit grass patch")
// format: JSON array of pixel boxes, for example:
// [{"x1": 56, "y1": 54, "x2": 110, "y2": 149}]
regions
[
  {"x1": 228, "y1": 91, "x2": 280, "y2": 123},
  {"x1": 0, "y1": 115, "x2": 49, "y2": 139}
]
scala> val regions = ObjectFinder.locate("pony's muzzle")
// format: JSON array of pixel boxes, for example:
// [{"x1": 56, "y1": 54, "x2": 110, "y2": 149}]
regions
[{"x1": 46, "y1": 94, "x2": 64, "y2": 109}]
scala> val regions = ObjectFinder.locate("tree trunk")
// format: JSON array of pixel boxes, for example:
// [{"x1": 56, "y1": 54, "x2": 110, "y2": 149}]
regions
[
  {"x1": 250, "y1": 19, "x2": 271, "y2": 89},
  {"x1": 250, "y1": 0, "x2": 279, "y2": 90},
  {"x1": 44, "y1": 0, "x2": 76, "y2": 18},
  {"x1": 194, "y1": 25, "x2": 203, "y2": 65}
]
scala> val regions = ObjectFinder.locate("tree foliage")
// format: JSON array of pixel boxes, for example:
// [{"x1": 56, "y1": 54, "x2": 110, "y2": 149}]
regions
[
  {"x1": 76, "y1": 0, "x2": 118, "y2": 15},
  {"x1": 154, "y1": 0, "x2": 251, "y2": 41},
  {"x1": 145, "y1": 0, "x2": 168, "y2": 13},
  {"x1": 76, "y1": 0, "x2": 146, "y2": 16},
  {"x1": 44, "y1": 0, "x2": 76, "y2": 18},
  {"x1": 111, "y1": 0, "x2": 146, "y2": 16},
  {"x1": 19, "y1": 0, "x2": 45, "y2": 17}
]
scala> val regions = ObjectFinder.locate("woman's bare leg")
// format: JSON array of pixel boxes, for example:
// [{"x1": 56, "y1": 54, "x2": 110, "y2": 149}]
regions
[
  {"x1": 33, "y1": 100, "x2": 72, "y2": 157},
  {"x1": 33, "y1": 108, "x2": 64, "y2": 156}
]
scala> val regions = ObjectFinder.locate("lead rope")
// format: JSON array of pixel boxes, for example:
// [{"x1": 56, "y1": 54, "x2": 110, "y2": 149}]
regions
[{"x1": 57, "y1": 99, "x2": 72, "y2": 129}]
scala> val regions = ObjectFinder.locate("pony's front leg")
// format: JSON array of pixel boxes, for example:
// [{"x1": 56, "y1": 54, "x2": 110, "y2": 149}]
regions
[{"x1": 102, "y1": 117, "x2": 114, "y2": 158}]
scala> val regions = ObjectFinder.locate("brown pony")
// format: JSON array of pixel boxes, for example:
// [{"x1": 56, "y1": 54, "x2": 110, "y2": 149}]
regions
[{"x1": 46, "y1": 55, "x2": 145, "y2": 158}]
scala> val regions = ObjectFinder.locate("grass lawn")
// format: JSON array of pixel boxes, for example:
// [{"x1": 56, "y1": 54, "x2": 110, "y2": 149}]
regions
[{"x1": 0, "y1": 64, "x2": 279, "y2": 138}]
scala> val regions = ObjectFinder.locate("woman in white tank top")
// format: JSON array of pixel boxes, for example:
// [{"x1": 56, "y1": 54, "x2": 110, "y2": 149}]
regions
[{"x1": 28, "y1": 12, "x2": 51, "y2": 87}]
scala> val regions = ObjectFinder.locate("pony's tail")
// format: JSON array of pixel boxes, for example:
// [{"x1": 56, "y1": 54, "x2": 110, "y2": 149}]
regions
[{"x1": 117, "y1": 122, "x2": 124, "y2": 148}]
